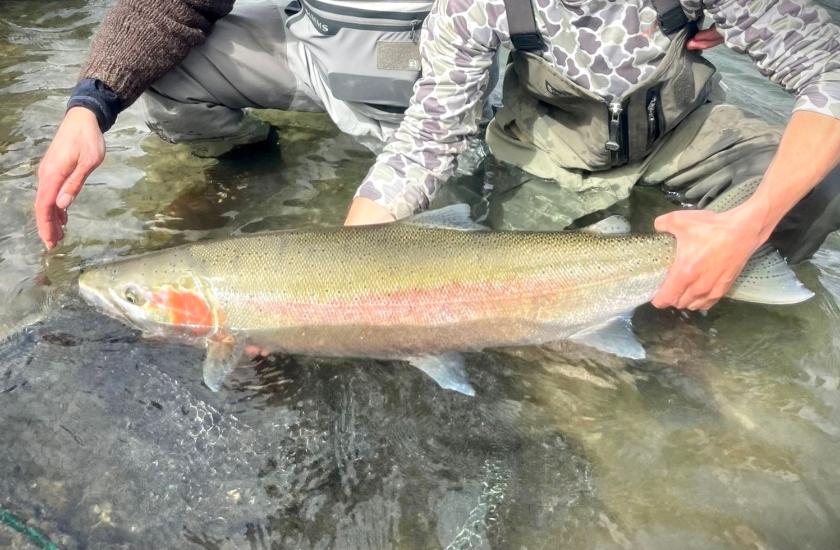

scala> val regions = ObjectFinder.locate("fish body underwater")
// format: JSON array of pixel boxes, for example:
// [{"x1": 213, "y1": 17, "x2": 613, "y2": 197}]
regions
[{"x1": 78, "y1": 204, "x2": 812, "y2": 395}]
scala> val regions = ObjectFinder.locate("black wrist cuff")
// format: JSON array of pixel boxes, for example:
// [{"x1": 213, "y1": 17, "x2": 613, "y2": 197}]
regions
[{"x1": 66, "y1": 79, "x2": 122, "y2": 132}]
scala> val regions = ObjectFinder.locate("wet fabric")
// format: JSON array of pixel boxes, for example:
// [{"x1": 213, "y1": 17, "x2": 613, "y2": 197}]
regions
[
  {"x1": 770, "y1": 170, "x2": 840, "y2": 264},
  {"x1": 66, "y1": 79, "x2": 122, "y2": 132}
]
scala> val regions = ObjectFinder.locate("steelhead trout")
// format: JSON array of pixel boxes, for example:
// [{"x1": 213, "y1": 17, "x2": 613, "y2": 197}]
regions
[{"x1": 78, "y1": 204, "x2": 812, "y2": 395}]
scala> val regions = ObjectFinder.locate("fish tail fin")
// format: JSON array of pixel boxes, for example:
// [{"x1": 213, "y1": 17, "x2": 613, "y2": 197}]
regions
[
  {"x1": 726, "y1": 245, "x2": 814, "y2": 305},
  {"x1": 699, "y1": 183, "x2": 813, "y2": 305}
]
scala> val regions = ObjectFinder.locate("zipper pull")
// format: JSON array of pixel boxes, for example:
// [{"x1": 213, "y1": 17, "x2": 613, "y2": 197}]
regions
[
  {"x1": 410, "y1": 20, "x2": 421, "y2": 42},
  {"x1": 647, "y1": 96, "x2": 657, "y2": 125},
  {"x1": 647, "y1": 95, "x2": 658, "y2": 143},
  {"x1": 605, "y1": 101, "x2": 623, "y2": 152}
]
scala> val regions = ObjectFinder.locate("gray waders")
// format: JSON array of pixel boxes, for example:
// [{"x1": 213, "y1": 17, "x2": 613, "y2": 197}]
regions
[
  {"x1": 138, "y1": 0, "x2": 434, "y2": 156},
  {"x1": 486, "y1": 0, "x2": 840, "y2": 264}
]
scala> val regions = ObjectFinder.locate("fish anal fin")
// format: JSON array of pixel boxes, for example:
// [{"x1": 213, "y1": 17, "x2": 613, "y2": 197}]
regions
[
  {"x1": 203, "y1": 335, "x2": 245, "y2": 392},
  {"x1": 406, "y1": 352, "x2": 476, "y2": 396},
  {"x1": 565, "y1": 315, "x2": 646, "y2": 360}
]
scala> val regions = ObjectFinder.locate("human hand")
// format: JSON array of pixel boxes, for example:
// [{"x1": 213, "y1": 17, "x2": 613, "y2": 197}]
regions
[
  {"x1": 35, "y1": 107, "x2": 105, "y2": 248},
  {"x1": 651, "y1": 207, "x2": 767, "y2": 310},
  {"x1": 686, "y1": 26, "x2": 724, "y2": 51},
  {"x1": 344, "y1": 197, "x2": 397, "y2": 226}
]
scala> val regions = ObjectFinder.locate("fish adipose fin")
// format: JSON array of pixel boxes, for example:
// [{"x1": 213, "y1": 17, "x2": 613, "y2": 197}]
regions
[
  {"x1": 565, "y1": 314, "x2": 646, "y2": 360},
  {"x1": 406, "y1": 353, "x2": 476, "y2": 396},
  {"x1": 405, "y1": 204, "x2": 488, "y2": 232},
  {"x1": 203, "y1": 337, "x2": 245, "y2": 391},
  {"x1": 580, "y1": 215, "x2": 631, "y2": 235},
  {"x1": 727, "y1": 244, "x2": 814, "y2": 305}
]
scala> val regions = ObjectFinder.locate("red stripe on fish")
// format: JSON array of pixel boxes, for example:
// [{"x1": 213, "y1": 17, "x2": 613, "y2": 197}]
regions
[{"x1": 232, "y1": 275, "x2": 575, "y2": 326}]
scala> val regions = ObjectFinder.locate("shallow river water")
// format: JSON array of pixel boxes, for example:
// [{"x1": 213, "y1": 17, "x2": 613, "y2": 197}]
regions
[{"x1": 2, "y1": 1, "x2": 840, "y2": 548}]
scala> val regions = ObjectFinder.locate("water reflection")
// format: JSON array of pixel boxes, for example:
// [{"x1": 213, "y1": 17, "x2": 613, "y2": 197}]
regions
[{"x1": 1, "y1": 1, "x2": 840, "y2": 549}]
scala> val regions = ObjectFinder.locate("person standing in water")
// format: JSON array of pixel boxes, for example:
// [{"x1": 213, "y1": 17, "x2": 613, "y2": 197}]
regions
[{"x1": 344, "y1": 0, "x2": 840, "y2": 311}]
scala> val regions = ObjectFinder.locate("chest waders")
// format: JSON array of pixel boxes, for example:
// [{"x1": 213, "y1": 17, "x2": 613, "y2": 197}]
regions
[
  {"x1": 141, "y1": 1, "x2": 439, "y2": 155},
  {"x1": 286, "y1": 0, "x2": 433, "y2": 119},
  {"x1": 490, "y1": 0, "x2": 716, "y2": 172},
  {"x1": 484, "y1": 0, "x2": 840, "y2": 263}
]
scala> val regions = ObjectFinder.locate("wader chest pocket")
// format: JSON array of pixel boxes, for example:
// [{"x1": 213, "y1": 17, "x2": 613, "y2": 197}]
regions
[{"x1": 287, "y1": 0, "x2": 431, "y2": 107}]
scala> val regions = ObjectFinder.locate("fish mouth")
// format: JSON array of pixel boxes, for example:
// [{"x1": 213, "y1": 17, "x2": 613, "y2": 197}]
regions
[
  {"x1": 78, "y1": 276, "x2": 113, "y2": 313},
  {"x1": 78, "y1": 276, "x2": 147, "y2": 330}
]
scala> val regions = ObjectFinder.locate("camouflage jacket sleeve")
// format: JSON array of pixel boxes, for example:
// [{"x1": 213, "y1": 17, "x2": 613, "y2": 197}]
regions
[
  {"x1": 354, "y1": 0, "x2": 498, "y2": 219},
  {"x1": 696, "y1": 0, "x2": 840, "y2": 118}
]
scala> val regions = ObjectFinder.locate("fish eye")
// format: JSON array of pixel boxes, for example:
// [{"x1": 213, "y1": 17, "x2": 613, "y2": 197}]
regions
[{"x1": 123, "y1": 286, "x2": 146, "y2": 306}]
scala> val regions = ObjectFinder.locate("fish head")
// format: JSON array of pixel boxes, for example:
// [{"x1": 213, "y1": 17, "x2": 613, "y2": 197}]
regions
[{"x1": 78, "y1": 252, "x2": 218, "y2": 339}]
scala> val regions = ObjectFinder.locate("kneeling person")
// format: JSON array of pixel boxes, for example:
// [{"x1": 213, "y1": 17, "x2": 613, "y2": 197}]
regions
[{"x1": 36, "y1": 0, "x2": 435, "y2": 247}]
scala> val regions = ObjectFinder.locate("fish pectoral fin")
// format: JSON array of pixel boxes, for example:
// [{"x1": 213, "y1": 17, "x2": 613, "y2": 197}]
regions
[
  {"x1": 403, "y1": 204, "x2": 487, "y2": 232},
  {"x1": 580, "y1": 215, "x2": 631, "y2": 235},
  {"x1": 406, "y1": 353, "x2": 476, "y2": 396},
  {"x1": 203, "y1": 337, "x2": 245, "y2": 392},
  {"x1": 566, "y1": 314, "x2": 645, "y2": 360}
]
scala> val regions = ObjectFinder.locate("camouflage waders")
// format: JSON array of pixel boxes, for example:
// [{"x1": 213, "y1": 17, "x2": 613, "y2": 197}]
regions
[{"x1": 486, "y1": 0, "x2": 840, "y2": 263}]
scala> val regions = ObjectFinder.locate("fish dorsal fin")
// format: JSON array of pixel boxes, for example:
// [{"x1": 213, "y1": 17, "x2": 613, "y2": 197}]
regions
[
  {"x1": 203, "y1": 337, "x2": 245, "y2": 391},
  {"x1": 580, "y1": 215, "x2": 631, "y2": 235},
  {"x1": 404, "y1": 204, "x2": 487, "y2": 231},
  {"x1": 566, "y1": 314, "x2": 646, "y2": 359},
  {"x1": 406, "y1": 353, "x2": 476, "y2": 396},
  {"x1": 727, "y1": 244, "x2": 814, "y2": 304}
]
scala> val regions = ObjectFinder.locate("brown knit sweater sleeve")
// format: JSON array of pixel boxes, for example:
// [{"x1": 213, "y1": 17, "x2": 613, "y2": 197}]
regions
[{"x1": 79, "y1": 0, "x2": 235, "y2": 107}]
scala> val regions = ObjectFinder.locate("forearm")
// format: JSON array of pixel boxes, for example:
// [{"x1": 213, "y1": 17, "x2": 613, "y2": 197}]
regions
[
  {"x1": 80, "y1": 0, "x2": 234, "y2": 108},
  {"x1": 652, "y1": 111, "x2": 840, "y2": 309},
  {"x1": 704, "y1": 0, "x2": 840, "y2": 119},
  {"x1": 354, "y1": 0, "x2": 495, "y2": 219},
  {"x1": 355, "y1": 146, "x2": 465, "y2": 220},
  {"x1": 734, "y1": 111, "x2": 840, "y2": 241}
]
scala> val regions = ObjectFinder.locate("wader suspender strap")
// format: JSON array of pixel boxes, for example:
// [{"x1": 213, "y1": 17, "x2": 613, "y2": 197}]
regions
[
  {"x1": 504, "y1": 0, "x2": 694, "y2": 52},
  {"x1": 503, "y1": 0, "x2": 543, "y2": 51},
  {"x1": 650, "y1": 0, "x2": 696, "y2": 36}
]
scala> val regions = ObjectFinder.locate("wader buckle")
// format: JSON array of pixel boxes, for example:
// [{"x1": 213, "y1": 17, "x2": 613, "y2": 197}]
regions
[{"x1": 511, "y1": 32, "x2": 545, "y2": 52}]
